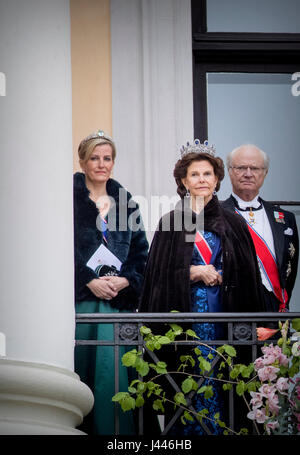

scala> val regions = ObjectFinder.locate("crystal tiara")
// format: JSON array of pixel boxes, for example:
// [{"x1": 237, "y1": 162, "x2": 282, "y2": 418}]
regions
[
  {"x1": 180, "y1": 139, "x2": 216, "y2": 158},
  {"x1": 80, "y1": 129, "x2": 113, "y2": 147}
]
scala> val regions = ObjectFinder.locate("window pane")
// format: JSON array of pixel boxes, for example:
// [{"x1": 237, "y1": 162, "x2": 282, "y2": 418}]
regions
[
  {"x1": 207, "y1": 72, "x2": 300, "y2": 311},
  {"x1": 207, "y1": 0, "x2": 300, "y2": 33}
]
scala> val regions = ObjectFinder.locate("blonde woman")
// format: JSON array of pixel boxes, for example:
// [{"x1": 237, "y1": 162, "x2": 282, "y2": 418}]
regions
[{"x1": 74, "y1": 130, "x2": 148, "y2": 435}]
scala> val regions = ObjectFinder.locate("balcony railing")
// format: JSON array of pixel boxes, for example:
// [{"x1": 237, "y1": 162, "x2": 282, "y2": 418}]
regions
[{"x1": 75, "y1": 311, "x2": 300, "y2": 435}]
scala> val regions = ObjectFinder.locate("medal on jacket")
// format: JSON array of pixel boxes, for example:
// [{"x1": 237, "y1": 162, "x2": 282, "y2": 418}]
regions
[
  {"x1": 274, "y1": 211, "x2": 285, "y2": 224},
  {"x1": 248, "y1": 208, "x2": 255, "y2": 225}
]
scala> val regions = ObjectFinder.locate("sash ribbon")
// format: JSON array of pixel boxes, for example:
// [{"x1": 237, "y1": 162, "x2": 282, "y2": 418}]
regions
[{"x1": 235, "y1": 208, "x2": 287, "y2": 311}]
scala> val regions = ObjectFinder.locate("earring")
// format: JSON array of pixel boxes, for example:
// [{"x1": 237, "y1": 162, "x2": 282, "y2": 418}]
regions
[
  {"x1": 213, "y1": 190, "x2": 217, "y2": 196},
  {"x1": 185, "y1": 188, "x2": 190, "y2": 198}
]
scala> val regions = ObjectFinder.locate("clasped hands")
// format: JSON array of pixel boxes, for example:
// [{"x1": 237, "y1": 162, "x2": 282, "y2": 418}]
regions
[
  {"x1": 87, "y1": 276, "x2": 129, "y2": 300},
  {"x1": 190, "y1": 264, "x2": 222, "y2": 287}
]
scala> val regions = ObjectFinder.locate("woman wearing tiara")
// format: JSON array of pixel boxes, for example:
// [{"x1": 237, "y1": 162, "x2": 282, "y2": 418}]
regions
[
  {"x1": 139, "y1": 140, "x2": 265, "y2": 435},
  {"x1": 74, "y1": 130, "x2": 148, "y2": 435}
]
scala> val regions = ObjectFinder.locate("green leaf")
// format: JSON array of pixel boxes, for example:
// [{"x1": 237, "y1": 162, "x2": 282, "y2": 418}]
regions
[
  {"x1": 128, "y1": 386, "x2": 137, "y2": 394},
  {"x1": 137, "y1": 382, "x2": 147, "y2": 393},
  {"x1": 184, "y1": 410, "x2": 194, "y2": 422},
  {"x1": 222, "y1": 383, "x2": 232, "y2": 391},
  {"x1": 112, "y1": 392, "x2": 129, "y2": 402},
  {"x1": 145, "y1": 340, "x2": 155, "y2": 351},
  {"x1": 197, "y1": 408, "x2": 209, "y2": 423},
  {"x1": 224, "y1": 344, "x2": 237, "y2": 357},
  {"x1": 246, "y1": 381, "x2": 257, "y2": 393},
  {"x1": 135, "y1": 395, "x2": 145, "y2": 407},
  {"x1": 236, "y1": 381, "x2": 246, "y2": 396},
  {"x1": 204, "y1": 385, "x2": 213, "y2": 399},
  {"x1": 180, "y1": 415, "x2": 187, "y2": 425},
  {"x1": 157, "y1": 336, "x2": 171, "y2": 345},
  {"x1": 240, "y1": 365, "x2": 252, "y2": 378},
  {"x1": 181, "y1": 377, "x2": 193, "y2": 393},
  {"x1": 140, "y1": 326, "x2": 152, "y2": 335},
  {"x1": 199, "y1": 357, "x2": 211, "y2": 372},
  {"x1": 174, "y1": 392, "x2": 187, "y2": 406},
  {"x1": 229, "y1": 367, "x2": 240, "y2": 379},
  {"x1": 122, "y1": 350, "x2": 138, "y2": 367},
  {"x1": 135, "y1": 357, "x2": 150, "y2": 377},
  {"x1": 292, "y1": 318, "x2": 300, "y2": 332},
  {"x1": 153, "y1": 399, "x2": 164, "y2": 412},
  {"x1": 180, "y1": 355, "x2": 195, "y2": 367},
  {"x1": 120, "y1": 396, "x2": 136, "y2": 412},
  {"x1": 155, "y1": 361, "x2": 168, "y2": 374},
  {"x1": 169, "y1": 324, "x2": 183, "y2": 335},
  {"x1": 112, "y1": 392, "x2": 136, "y2": 411},
  {"x1": 186, "y1": 329, "x2": 199, "y2": 339},
  {"x1": 197, "y1": 385, "x2": 213, "y2": 399}
]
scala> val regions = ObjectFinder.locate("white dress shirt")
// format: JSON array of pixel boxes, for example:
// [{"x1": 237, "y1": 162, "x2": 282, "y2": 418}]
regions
[{"x1": 232, "y1": 192, "x2": 276, "y2": 292}]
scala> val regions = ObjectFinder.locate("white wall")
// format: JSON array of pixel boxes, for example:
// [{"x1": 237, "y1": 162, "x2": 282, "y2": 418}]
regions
[{"x1": 110, "y1": 0, "x2": 194, "y2": 238}]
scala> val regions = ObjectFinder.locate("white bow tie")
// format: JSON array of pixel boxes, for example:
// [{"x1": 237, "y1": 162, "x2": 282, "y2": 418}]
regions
[{"x1": 238, "y1": 200, "x2": 261, "y2": 210}]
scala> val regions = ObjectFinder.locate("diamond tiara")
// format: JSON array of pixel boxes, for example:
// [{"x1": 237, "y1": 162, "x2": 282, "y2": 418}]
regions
[
  {"x1": 80, "y1": 129, "x2": 113, "y2": 147},
  {"x1": 180, "y1": 139, "x2": 216, "y2": 158}
]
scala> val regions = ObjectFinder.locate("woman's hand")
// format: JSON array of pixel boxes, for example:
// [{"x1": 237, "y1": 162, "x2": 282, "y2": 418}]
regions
[
  {"x1": 190, "y1": 264, "x2": 222, "y2": 286},
  {"x1": 86, "y1": 278, "x2": 118, "y2": 300},
  {"x1": 99, "y1": 276, "x2": 129, "y2": 293}
]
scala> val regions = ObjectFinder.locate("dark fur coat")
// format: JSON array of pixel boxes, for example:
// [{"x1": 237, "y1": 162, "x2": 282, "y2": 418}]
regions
[
  {"x1": 139, "y1": 196, "x2": 265, "y2": 313},
  {"x1": 74, "y1": 172, "x2": 149, "y2": 310}
]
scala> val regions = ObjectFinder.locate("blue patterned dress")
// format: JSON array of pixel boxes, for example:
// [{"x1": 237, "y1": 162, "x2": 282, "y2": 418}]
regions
[{"x1": 173, "y1": 230, "x2": 225, "y2": 435}]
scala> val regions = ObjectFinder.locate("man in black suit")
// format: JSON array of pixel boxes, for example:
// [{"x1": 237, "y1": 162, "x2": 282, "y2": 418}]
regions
[{"x1": 222, "y1": 144, "x2": 298, "y2": 312}]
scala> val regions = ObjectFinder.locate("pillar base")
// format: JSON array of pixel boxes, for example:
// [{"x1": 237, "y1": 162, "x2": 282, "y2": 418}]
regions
[{"x1": 0, "y1": 358, "x2": 94, "y2": 435}]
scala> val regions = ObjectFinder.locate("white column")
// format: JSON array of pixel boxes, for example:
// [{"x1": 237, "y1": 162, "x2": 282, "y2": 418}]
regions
[
  {"x1": 110, "y1": 0, "x2": 194, "y2": 238},
  {"x1": 0, "y1": 0, "x2": 93, "y2": 434}
]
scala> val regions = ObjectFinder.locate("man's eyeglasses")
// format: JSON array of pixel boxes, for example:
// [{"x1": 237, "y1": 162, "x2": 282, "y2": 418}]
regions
[{"x1": 230, "y1": 166, "x2": 266, "y2": 175}]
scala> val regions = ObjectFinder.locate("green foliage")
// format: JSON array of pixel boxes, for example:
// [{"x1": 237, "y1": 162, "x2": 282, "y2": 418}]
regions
[
  {"x1": 111, "y1": 318, "x2": 300, "y2": 436},
  {"x1": 292, "y1": 318, "x2": 300, "y2": 332}
]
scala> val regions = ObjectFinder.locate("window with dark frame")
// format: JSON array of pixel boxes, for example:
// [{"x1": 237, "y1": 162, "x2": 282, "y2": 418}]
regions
[{"x1": 191, "y1": 0, "x2": 300, "y2": 141}]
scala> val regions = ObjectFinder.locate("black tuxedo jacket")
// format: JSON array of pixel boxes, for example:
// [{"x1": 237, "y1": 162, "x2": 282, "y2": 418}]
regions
[{"x1": 222, "y1": 195, "x2": 299, "y2": 309}]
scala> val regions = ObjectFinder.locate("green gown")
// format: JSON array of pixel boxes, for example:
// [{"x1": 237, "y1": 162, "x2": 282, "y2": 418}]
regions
[{"x1": 75, "y1": 300, "x2": 136, "y2": 435}]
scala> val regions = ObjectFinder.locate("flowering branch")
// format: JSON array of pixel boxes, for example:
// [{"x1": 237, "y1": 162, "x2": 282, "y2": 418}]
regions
[{"x1": 112, "y1": 318, "x2": 300, "y2": 435}]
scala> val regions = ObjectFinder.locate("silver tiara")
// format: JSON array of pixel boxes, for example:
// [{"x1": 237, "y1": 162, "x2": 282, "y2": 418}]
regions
[
  {"x1": 180, "y1": 139, "x2": 216, "y2": 158},
  {"x1": 80, "y1": 129, "x2": 113, "y2": 146}
]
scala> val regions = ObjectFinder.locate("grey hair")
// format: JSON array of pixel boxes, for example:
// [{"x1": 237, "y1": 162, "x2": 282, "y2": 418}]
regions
[{"x1": 226, "y1": 144, "x2": 269, "y2": 171}]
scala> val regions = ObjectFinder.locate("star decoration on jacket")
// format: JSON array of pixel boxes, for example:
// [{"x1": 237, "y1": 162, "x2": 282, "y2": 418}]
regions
[{"x1": 289, "y1": 242, "x2": 296, "y2": 258}]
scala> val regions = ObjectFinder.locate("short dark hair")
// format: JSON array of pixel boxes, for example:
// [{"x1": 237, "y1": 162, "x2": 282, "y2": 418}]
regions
[{"x1": 173, "y1": 152, "x2": 225, "y2": 198}]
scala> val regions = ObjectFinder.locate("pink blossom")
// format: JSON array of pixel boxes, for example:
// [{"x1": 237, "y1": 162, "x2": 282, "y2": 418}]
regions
[
  {"x1": 259, "y1": 384, "x2": 276, "y2": 397},
  {"x1": 247, "y1": 407, "x2": 268, "y2": 424},
  {"x1": 254, "y1": 357, "x2": 265, "y2": 371},
  {"x1": 268, "y1": 393, "x2": 280, "y2": 415},
  {"x1": 249, "y1": 391, "x2": 263, "y2": 408},
  {"x1": 258, "y1": 366, "x2": 280, "y2": 382},
  {"x1": 276, "y1": 377, "x2": 289, "y2": 393},
  {"x1": 266, "y1": 420, "x2": 279, "y2": 434},
  {"x1": 260, "y1": 344, "x2": 289, "y2": 367}
]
